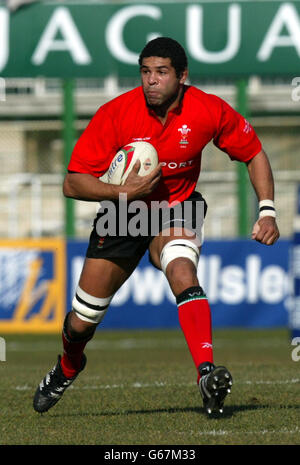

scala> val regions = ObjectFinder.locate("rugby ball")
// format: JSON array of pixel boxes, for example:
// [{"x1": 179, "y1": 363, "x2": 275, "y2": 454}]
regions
[{"x1": 106, "y1": 141, "x2": 158, "y2": 185}]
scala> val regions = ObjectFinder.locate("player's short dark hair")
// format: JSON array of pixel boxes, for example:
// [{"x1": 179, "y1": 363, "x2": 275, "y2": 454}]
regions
[{"x1": 139, "y1": 37, "x2": 188, "y2": 78}]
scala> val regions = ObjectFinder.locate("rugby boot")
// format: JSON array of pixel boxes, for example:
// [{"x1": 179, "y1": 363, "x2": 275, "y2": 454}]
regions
[
  {"x1": 198, "y1": 362, "x2": 233, "y2": 415},
  {"x1": 33, "y1": 354, "x2": 86, "y2": 413}
]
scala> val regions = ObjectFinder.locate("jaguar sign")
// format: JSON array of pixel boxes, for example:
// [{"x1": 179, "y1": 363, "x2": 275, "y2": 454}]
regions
[{"x1": 0, "y1": 1, "x2": 300, "y2": 77}]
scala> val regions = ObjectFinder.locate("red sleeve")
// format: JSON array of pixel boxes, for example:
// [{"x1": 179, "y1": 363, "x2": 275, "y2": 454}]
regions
[
  {"x1": 68, "y1": 106, "x2": 119, "y2": 177},
  {"x1": 212, "y1": 97, "x2": 262, "y2": 162}
]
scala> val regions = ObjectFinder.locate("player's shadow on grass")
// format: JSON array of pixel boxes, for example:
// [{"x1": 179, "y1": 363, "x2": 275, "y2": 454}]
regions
[
  {"x1": 204, "y1": 403, "x2": 268, "y2": 419},
  {"x1": 48, "y1": 403, "x2": 269, "y2": 419},
  {"x1": 123, "y1": 404, "x2": 267, "y2": 419},
  {"x1": 126, "y1": 403, "x2": 269, "y2": 419}
]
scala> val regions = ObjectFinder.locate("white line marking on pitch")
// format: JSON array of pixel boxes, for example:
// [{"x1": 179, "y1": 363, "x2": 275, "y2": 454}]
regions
[
  {"x1": 177, "y1": 427, "x2": 300, "y2": 436},
  {"x1": 5, "y1": 337, "x2": 289, "y2": 352},
  {"x1": 13, "y1": 378, "x2": 300, "y2": 391}
]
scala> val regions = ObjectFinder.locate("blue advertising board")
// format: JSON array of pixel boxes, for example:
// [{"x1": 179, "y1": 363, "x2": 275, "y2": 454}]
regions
[
  {"x1": 290, "y1": 185, "x2": 300, "y2": 337},
  {"x1": 67, "y1": 239, "x2": 290, "y2": 329}
]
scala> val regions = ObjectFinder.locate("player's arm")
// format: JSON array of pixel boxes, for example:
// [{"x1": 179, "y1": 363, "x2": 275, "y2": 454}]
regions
[
  {"x1": 246, "y1": 149, "x2": 280, "y2": 245},
  {"x1": 63, "y1": 161, "x2": 162, "y2": 202}
]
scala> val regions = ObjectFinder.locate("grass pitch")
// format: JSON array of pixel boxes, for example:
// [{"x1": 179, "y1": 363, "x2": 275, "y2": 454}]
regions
[{"x1": 0, "y1": 328, "x2": 299, "y2": 446}]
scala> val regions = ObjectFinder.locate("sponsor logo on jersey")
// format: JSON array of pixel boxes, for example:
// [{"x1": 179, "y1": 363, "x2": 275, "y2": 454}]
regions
[{"x1": 160, "y1": 160, "x2": 194, "y2": 169}]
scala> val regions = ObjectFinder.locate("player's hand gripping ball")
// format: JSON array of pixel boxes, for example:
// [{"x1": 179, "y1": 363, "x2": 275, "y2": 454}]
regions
[{"x1": 106, "y1": 141, "x2": 158, "y2": 185}]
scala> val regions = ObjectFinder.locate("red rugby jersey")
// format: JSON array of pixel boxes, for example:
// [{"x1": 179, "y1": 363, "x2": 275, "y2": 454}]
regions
[{"x1": 68, "y1": 85, "x2": 261, "y2": 205}]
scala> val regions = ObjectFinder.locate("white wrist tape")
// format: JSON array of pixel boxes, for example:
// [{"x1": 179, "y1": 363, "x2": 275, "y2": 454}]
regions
[{"x1": 259, "y1": 199, "x2": 276, "y2": 218}]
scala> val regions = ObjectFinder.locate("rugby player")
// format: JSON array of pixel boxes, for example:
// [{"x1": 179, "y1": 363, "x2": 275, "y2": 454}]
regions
[{"x1": 33, "y1": 37, "x2": 279, "y2": 415}]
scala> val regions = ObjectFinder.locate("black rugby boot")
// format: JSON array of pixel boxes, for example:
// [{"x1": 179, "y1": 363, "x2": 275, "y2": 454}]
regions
[
  {"x1": 33, "y1": 354, "x2": 86, "y2": 413},
  {"x1": 198, "y1": 362, "x2": 233, "y2": 414}
]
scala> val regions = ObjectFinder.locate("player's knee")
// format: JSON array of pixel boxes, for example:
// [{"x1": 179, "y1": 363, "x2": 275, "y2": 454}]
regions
[
  {"x1": 166, "y1": 257, "x2": 198, "y2": 286},
  {"x1": 160, "y1": 239, "x2": 200, "y2": 276},
  {"x1": 72, "y1": 286, "x2": 114, "y2": 324}
]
